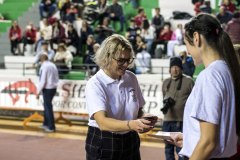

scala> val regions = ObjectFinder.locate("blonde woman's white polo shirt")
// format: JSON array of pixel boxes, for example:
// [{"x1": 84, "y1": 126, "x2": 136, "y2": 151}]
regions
[{"x1": 85, "y1": 69, "x2": 145, "y2": 129}]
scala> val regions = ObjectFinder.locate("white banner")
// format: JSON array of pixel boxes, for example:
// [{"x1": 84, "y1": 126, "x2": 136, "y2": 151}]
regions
[{"x1": 0, "y1": 77, "x2": 164, "y2": 118}]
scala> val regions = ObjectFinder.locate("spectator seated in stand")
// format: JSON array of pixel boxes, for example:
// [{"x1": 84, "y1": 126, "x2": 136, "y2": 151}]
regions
[
  {"x1": 65, "y1": 23, "x2": 79, "y2": 56},
  {"x1": 179, "y1": 51, "x2": 195, "y2": 77},
  {"x1": 65, "y1": 4, "x2": 78, "y2": 23},
  {"x1": 51, "y1": 19, "x2": 66, "y2": 50},
  {"x1": 9, "y1": 21, "x2": 22, "y2": 55},
  {"x1": 134, "y1": 7, "x2": 147, "y2": 28},
  {"x1": 151, "y1": 22, "x2": 173, "y2": 58},
  {"x1": 194, "y1": 0, "x2": 203, "y2": 15},
  {"x1": 22, "y1": 24, "x2": 36, "y2": 56},
  {"x1": 151, "y1": 7, "x2": 165, "y2": 39},
  {"x1": 59, "y1": 0, "x2": 71, "y2": 20},
  {"x1": 83, "y1": 35, "x2": 95, "y2": 65},
  {"x1": 107, "y1": 0, "x2": 125, "y2": 32},
  {"x1": 94, "y1": 17, "x2": 114, "y2": 44},
  {"x1": 125, "y1": 18, "x2": 141, "y2": 49},
  {"x1": 32, "y1": 41, "x2": 55, "y2": 69},
  {"x1": 96, "y1": 0, "x2": 108, "y2": 25},
  {"x1": 135, "y1": 44, "x2": 152, "y2": 74},
  {"x1": 39, "y1": 18, "x2": 52, "y2": 42},
  {"x1": 39, "y1": 0, "x2": 57, "y2": 19},
  {"x1": 79, "y1": 20, "x2": 93, "y2": 56},
  {"x1": 83, "y1": 43, "x2": 100, "y2": 76},
  {"x1": 199, "y1": 0, "x2": 212, "y2": 14},
  {"x1": 167, "y1": 24, "x2": 183, "y2": 57},
  {"x1": 216, "y1": 6, "x2": 233, "y2": 27},
  {"x1": 221, "y1": 0, "x2": 236, "y2": 14},
  {"x1": 71, "y1": 0, "x2": 84, "y2": 16},
  {"x1": 53, "y1": 43, "x2": 73, "y2": 77},
  {"x1": 141, "y1": 19, "x2": 155, "y2": 54},
  {"x1": 225, "y1": 12, "x2": 240, "y2": 45}
]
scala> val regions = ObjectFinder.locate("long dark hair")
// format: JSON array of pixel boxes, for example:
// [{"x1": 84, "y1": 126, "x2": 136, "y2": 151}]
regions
[{"x1": 184, "y1": 13, "x2": 240, "y2": 136}]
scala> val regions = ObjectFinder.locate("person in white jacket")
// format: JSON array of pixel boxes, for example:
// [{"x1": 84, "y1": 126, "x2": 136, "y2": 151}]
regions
[
  {"x1": 53, "y1": 43, "x2": 73, "y2": 76},
  {"x1": 167, "y1": 24, "x2": 183, "y2": 57}
]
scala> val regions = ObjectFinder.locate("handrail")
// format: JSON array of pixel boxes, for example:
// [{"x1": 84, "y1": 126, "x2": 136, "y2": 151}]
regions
[{"x1": 3, "y1": 62, "x2": 170, "y2": 80}]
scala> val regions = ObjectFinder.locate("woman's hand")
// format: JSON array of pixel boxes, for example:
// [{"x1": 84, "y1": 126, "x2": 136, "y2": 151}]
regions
[
  {"x1": 128, "y1": 119, "x2": 154, "y2": 133},
  {"x1": 170, "y1": 132, "x2": 183, "y2": 148},
  {"x1": 142, "y1": 115, "x2": 158, "y2": 126}
]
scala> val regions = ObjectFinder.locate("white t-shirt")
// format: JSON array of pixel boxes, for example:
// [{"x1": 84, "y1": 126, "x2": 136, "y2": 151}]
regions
[
  {"x1": 136, "y1": 50, "x2": 151, "y2": 73},
  {"x1": 85, "y1": 69, "x2": 145, "y2": 130},
  {"x1": 179, "y1": 60, "x2": 237, "y2": 158}
]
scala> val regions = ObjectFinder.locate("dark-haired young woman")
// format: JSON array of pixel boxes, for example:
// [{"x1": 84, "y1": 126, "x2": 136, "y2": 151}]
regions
[{"x1": 171, "y1": 13, "x2": 240, "y2": 160}]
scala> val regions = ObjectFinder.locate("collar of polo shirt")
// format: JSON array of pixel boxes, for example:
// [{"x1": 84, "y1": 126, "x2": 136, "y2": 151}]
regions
[{"x1": 99, "y1": 69, "x2": 126, "y2": 85}]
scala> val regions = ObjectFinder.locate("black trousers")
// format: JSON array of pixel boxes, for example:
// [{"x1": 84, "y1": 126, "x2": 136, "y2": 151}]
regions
[
  {"x1": 85, "y1": 126, "x2": 141, "y2": 160},
  {"x1": 42, "y1": 88, "x2": 56, "y2": 130}
]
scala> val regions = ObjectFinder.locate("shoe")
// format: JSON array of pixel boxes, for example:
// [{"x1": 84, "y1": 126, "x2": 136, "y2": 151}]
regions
[
  {"x1": 39, "y1": 125, "x2": 48, "y2": 130},
  {"x1": 44, "y1": 128, "x2": 55, "y2": 133}
]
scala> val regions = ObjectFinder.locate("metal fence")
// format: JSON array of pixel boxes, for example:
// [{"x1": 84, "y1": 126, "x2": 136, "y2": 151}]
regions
[{"x1": 3, "y1": 62, "x2": 170, "y2": 81}]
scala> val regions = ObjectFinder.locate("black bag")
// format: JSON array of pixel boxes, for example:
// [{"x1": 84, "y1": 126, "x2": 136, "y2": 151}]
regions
[
  {"x1": 192, "y1": 0, "x2": 199, "y2": 4},
  {"x1": 154, "y1": 46, "x2": 164, "y2": 58},
  {"x1": 172, "y1": 11, "x2": 193, "y2": 20}
]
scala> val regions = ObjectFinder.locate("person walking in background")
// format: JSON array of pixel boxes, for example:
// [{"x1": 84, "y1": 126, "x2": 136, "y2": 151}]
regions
[
  {"x1": 85, "y1": 34, "x2": 157, "y2": 160},
  {"x1": 36, "y1": 52, "x2": 59, "y2": 133},
  {"x1": 171, "y1": 13, "x2": 240, "y2": 160},
  {"x1": 161, "y1": 56, "x2": 194, "y2": 160}
]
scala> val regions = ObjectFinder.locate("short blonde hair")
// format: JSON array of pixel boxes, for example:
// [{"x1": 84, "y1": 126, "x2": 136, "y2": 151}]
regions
[{"x1": 94, "y1": 34, "x2": 135, "y2": 69}]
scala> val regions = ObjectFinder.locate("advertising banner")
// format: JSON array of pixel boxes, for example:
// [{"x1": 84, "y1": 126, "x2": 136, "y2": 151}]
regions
[{"x1": 0, "y1": 77, "x2": 164, "y2": 118}]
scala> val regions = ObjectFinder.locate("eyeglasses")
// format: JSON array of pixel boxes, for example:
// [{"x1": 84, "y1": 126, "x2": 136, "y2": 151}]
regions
[{"x1": 112, "y1": 57, "x2": 135, "y2": 66}]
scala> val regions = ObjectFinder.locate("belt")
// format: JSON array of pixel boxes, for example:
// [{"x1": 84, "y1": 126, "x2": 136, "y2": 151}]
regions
[
  {"x1": 183, "y1": 156, "x2": 229, "y2": 160},
  {"x1": 88, "y1": 126, "x2": 136, "y2": 138}
]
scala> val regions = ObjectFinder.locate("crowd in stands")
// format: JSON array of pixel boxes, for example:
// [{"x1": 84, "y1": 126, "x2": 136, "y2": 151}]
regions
[{"x1": 7, "y1": 0, "x2": 240, "y2": 77}]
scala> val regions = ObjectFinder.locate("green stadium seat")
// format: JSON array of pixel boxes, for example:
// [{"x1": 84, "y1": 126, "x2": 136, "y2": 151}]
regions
[
  {"x1": 62, "y1": 71, "x2": 86, "y2": 80},
  {"x1": 72, "y1": 57, "x2": 83, "y2": 64}
]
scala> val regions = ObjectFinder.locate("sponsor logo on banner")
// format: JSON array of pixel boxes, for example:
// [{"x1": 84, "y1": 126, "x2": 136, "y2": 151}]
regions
[{"x1": 1, "y1": 79, "x2": 37, "y2": 105}]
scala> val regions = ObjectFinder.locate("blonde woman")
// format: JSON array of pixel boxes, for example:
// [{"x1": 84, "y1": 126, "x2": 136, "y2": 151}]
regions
[{"x1": 85, "y1": 34, "x2": 157, "y2": 160}]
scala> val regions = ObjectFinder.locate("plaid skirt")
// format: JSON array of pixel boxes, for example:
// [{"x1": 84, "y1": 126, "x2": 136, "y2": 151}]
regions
[{"x1": 85, "y1": 126, "x2": 141, "y2": 160}]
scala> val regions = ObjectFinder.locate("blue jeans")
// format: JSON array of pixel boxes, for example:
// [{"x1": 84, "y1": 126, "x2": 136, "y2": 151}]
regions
[
  {"x1": 163, "y1": 121, "x2": 183, "y2": 160},
  {"x1": 42, "y1": 88, "x2": 56, "y2": 130},
  {"x1": 39, "y1": 3, "x2": 57, "y2": 18}
]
